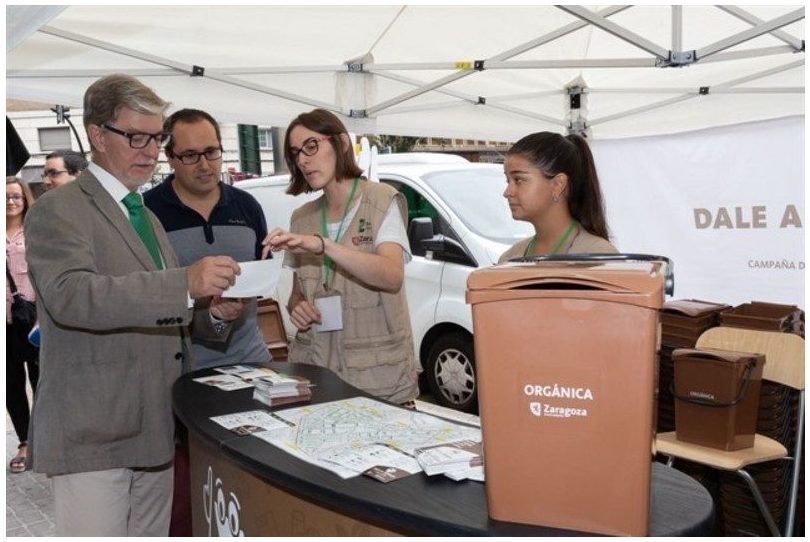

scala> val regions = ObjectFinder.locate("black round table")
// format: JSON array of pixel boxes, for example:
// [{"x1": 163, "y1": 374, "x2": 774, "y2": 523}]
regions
[{"x1": 173, "y1": 362, "x2": 714, "y2": 536}]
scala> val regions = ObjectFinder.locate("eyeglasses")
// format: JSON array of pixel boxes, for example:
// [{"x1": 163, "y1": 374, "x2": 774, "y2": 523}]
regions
[
  {"x1": 7, "y1": 194, "x2": 24, "y2": 202},
  {"x1": 41, "y1": 169, "x2": 68, "y2": 179},
  {"x1": 102, "y1": 123, "x2": 170, "y2": 149},
  {"x1": 289, "y1": 136, "x2": 332, "y2": 161},
  {"x1": 173, "y1": 147, "x2": 223, "y2": 165}
]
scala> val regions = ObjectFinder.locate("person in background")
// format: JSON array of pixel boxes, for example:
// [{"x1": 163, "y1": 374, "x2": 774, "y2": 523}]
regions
[
  {"x1": 6, "y1": 176, "x2": 39, "y2": 474},
  {"x1": 144, "y1": 108, "x2": 269, "y2": 536},
  {"x1": 499, "y1": 131, "x2": 618, "y2": 263},
  {"x1": 41, "y1": 149, "x2": 88, "y2": 190},
  {"x1": 24, "y1": 74, "x2": 243, "y2": 537},
  {"x1": 26, "y1": 150, "x2": 89, "y2": 348},
  {"x1": 263, "y1": 108, "x2": 419, "y2": 407}
]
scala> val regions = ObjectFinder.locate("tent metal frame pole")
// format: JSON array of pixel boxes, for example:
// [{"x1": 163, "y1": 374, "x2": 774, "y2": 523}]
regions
[
  {"x1": 373, "y1": 70, "x2": 479, "y2": 104},
  {"x1": 713, "y1": 58, "x2": 804, "y2": 89},
  {"x1": 39, "y1": 25, "x2": 194, "y2": 74},
  {"x1": 9, "y1": 41, "x2": 796, "y2": 82},
  {"x1": 701, "y1": 45, "x2": 803, "y2": 63},
  {"x1": 367, "y1": 57, "x2": 656, "y2": 70},
  {"x1": 718, "y1": 5, "x2": 804, "y2": 50},
  {"x1": 484, "y1": 58, "x2": 655, "y2": 69},
  {"x1": 33, "y1": 25, "x2": 338, "y2": 112},
  {"x1": 712, "y1": 87, "x2": 803, "y2": 94},
  {"x1": 590, "y1": 95, "x2": 695, "y2": 127},
  {"x1": 376, "y1": 70, "x2": 568, "y2": 126},
  {"x1": 215, "y1": 66, "x2": 346, "y2": 75},
  {"x1": 590, "y1": 58, "x2": 804, "y2": 128},
  {"x1": 556, "y1": 5, "x2": 671, "y2": 60},
  {"x1": 380, "y1": 95, "x2": 565, "y2": 128},
  {"x1": 204, "y1": 72, "x2": 338, "y2": 112},
  {"x1": 378, "y1": 101, "x2": 472, "y2": 115},
  {"x1": 492, "y1": 5, "x2": 630, "y2": 61},
  {"x1": 482, "y1": 103, "x2": 564, "y2": 126},
  {"x1": 672, "y1": 6, "x2": 683, "y2": 52},
  {"x1": 364, "y1": 5, "x2": 629, "y2": 116},
  {"x1": 696, "y1": 8, "x2": 805, "y2": 60},
  {"x1": 589, "y1": 86, "x2": 802, "y2": 95},
  {"x1": 488, "y1": 90, "x2": 565, "y2": 102},
  {"x1": 8, "y1": 68, "x2": 177, "y2": 78}
]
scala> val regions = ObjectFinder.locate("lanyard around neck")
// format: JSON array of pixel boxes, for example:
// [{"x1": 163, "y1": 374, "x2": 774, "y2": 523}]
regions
[
  {"x1": 319, "y1": 177, "x2": 359, "y2": 289},
  {"x1": 524, "y1": 219, "x2": 576, "y2": 258}
]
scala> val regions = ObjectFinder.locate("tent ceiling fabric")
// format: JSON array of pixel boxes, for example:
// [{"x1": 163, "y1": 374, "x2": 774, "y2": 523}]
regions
[{"x1": 6, "y1": 5, "x2": 805, "y2": 140}]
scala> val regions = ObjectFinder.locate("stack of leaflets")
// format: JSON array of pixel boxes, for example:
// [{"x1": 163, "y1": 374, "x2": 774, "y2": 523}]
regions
[
  {"x1": 252, "y1": 371, "x2": 313, "y2": 407},
  {"x1": 192, "y1": 365, "x2": 278, "y2": 391},
  {"x1": 414, "y1": 439, "x2": 484, "y2": 479}
]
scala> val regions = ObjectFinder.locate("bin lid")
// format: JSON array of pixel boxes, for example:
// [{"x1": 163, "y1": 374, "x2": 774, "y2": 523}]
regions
[
  {"x1": 467, "y1": 260, "x2": 665, "y2": 296},
  {"x1": 672, "y1": 347, "x2": 765, "y2": 365}
]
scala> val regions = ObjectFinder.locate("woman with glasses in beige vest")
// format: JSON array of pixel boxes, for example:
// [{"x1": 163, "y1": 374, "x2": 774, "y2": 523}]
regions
[{"x1": 263, "y1": 109, "x2": 419, "y2": 407}]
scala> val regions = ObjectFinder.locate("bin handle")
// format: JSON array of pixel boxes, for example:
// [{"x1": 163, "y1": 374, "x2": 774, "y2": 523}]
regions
[
  {"x1": 508, "y1": 253, "x2": 674, "y2": 296},
  {"x1": 670, "y1": 360, "x2": 756, "y2": 408}
]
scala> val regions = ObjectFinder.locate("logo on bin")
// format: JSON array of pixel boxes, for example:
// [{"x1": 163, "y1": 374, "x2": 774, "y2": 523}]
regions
[{"x1": 530, "y1": 402, "x2": 543, "y2": 416}]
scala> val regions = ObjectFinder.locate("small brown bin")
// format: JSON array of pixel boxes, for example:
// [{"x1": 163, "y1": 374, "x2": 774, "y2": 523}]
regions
[
  {"x1": 672, "y1": 348, "x2": 765, "y2": 451},
  {"x1": 467, "y1": 258, "x2": 667, "y2": 536}
]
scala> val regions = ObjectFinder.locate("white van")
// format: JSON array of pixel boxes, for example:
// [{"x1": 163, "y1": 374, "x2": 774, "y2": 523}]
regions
[{"x1": 237, "y1": 153, "x2": 531, "y2": 412}]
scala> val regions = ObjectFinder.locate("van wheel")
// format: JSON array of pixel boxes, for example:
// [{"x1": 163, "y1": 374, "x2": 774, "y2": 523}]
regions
[{"x1": 426, "y1": 332, "x2": 477, "y2": 413}]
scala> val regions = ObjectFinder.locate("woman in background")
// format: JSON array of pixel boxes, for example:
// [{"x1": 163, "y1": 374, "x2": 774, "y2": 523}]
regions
[
  {"x1": 499, "y1": 131, "x2": 617, "y2": 262},
  {"x1": 263, "y1": 109, "x2": 419, "y2": 406},
  {"x1": 6, "y1": 177, "x2": 39, "y2": 473}
]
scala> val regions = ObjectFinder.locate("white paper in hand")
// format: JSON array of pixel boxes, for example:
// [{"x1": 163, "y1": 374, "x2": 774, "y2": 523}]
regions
[
  {"x1": 313, "y1": 294, "x2": 343, "y2": 332},
  {"x1": 222, "y1": 259, "x2": 280, "y2": 298}
]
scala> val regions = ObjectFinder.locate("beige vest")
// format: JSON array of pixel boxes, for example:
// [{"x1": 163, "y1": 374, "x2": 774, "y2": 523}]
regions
[
  {"x1": 499, "y1": 223, "x2": 619, "y2": 263},
  {"x1": 288, "y1": 180, "x2": 419, "y2": 403}
]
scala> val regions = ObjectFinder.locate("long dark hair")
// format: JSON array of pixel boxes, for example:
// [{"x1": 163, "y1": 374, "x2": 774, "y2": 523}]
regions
[
  {"x1": 507, "y1": 132, "x2": 609, "y2": 239},
  {"x1": 284, "y1": 109, "x2": 363, "y2": 195}
]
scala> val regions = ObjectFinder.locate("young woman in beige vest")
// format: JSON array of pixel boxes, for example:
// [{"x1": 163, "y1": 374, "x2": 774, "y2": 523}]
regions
[
  {"x1": 263, "y1": 109, "x2": 419, "y2": 406},
  {"x1": 499, "y1": 132, "x2": 618, "y2": 263}
]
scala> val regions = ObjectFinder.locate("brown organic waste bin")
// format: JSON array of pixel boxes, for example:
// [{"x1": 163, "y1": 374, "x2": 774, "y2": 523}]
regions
[
  {"x1": 672, "y1": 347, "x2": 765, "y2": 451},
  {"x1": 467, "y1": 257, "x2": 667, "y2": 536}
]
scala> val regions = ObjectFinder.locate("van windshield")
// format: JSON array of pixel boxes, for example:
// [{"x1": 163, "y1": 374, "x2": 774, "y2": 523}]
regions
[{"x1": 422, "y1": 168, "x2": 533, "y2": 245}]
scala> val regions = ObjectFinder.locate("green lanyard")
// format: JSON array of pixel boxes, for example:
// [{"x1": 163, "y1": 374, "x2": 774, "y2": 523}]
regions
[
  {"x1": 320, "y1": 178, "x2": 359, "y2": 289},
  {"x1": 524, "y1": 219, "x2": 576, "y2": 257}
]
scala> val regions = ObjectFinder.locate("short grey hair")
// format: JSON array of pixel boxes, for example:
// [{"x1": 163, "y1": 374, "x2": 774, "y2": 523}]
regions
[{"x1": 83, "y1": 74, "x2": 170, "y2": 134}]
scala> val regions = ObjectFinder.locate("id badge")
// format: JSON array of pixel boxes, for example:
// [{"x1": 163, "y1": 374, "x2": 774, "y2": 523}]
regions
[{"x1": 313, "y1": 291, "x2": 343, "y2": 332}]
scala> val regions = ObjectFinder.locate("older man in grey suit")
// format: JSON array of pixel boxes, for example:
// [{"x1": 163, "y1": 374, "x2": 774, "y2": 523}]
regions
[{"x1": 24, "y1": 74, "x2": 243, "y2": 536}]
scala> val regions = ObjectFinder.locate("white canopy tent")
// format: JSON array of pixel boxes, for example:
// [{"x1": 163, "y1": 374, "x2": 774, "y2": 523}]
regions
[
  {"x1": 4, "y1": 5, "x2": 805, "y2": 307},
  {"x1": 5, "y1": 4, "x2": 805, "y2": 140}
]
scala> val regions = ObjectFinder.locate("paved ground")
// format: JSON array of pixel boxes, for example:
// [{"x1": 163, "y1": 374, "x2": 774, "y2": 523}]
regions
[{"x1": 6, "y1": 427, "x2": 55, "y2": 537}]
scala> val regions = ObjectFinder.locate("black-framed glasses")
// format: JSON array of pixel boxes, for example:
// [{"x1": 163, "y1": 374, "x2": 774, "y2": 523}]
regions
[
  {"x1": 173, "y1": 147, "x2": 224, "y2": 165},
  {"x1": 102, "y1": 123, "x2": 170, "y2": 149},
  {"x1": 41, "y1": 169, "x2": 68, "y2": 179},
  {"x1": 290, "y1": 135, "x2": 331, "y2": 161}
]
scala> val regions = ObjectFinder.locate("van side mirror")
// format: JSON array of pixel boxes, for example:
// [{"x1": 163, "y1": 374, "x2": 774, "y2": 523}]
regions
[
  {"x1": 421, "y1": 234, "x2": 476, "y2": 267},
  {"x1": 407, "y1": 217, "x2": 434, "y2": 257}
]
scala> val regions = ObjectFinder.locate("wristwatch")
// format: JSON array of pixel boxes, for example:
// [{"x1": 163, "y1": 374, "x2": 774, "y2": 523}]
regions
[{"x1": 209, "y1": 313, "x2": 231, "y2": 334}]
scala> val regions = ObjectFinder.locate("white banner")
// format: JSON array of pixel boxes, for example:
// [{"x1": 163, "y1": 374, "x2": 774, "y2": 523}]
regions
[{"x1": 592, "y1": 116, "x2": 805, "y2": 309}]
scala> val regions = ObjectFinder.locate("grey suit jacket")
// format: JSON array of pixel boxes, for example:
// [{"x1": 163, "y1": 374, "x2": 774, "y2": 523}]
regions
[{"x1": 24, "y1": 171, "x2": 216, "y2": 475}]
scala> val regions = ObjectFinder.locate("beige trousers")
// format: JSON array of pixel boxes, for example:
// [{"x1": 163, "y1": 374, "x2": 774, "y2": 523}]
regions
[{"x1": 51, "y1": 464, "x2": 173, "y2": 536}]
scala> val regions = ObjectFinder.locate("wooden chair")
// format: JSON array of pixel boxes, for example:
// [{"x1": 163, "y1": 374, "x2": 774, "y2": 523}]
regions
[
  {"x1": 256, "y1": 298, "x2": 289, "y2": 360},
  {"x1": 655, "y1": 327, "x2": 805, "y2": 536}
]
